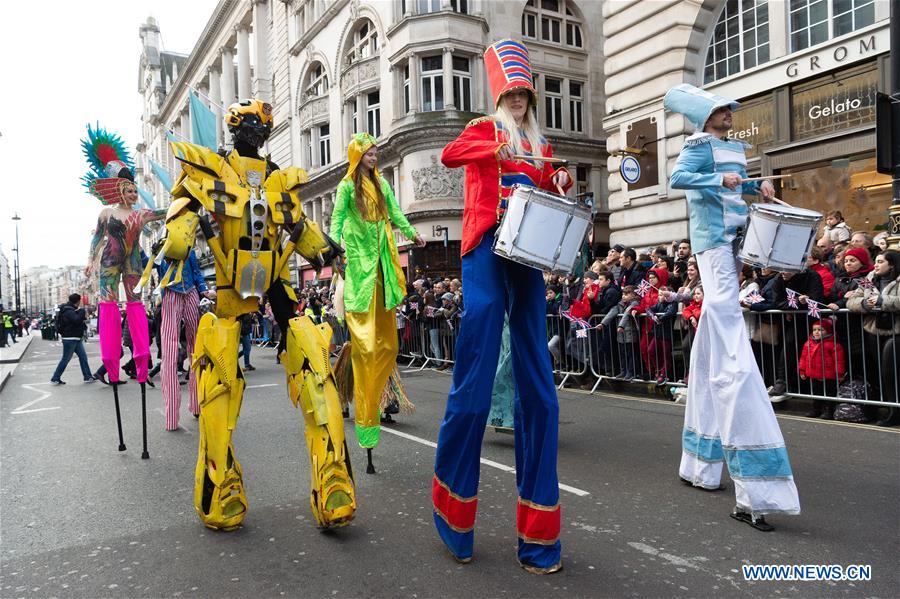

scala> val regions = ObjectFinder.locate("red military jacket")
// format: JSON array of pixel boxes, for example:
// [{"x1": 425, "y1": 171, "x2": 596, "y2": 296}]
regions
[{"x1": 441, "y1": 116, "x2": 572, "y2": 256}]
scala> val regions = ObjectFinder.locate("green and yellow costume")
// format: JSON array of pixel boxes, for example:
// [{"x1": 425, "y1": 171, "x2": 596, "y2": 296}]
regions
[{"x1": 331, "y1": 133, "x2": 418, "y2": 449}]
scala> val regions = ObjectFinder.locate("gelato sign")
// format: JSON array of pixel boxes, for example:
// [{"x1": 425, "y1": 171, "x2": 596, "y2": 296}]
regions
[
  {"x1": 808, "y1": 97, "x2": 863, "y2": 120},
  {"x1": 792, "y1": 64, "x2": 877, "y2": 140}
]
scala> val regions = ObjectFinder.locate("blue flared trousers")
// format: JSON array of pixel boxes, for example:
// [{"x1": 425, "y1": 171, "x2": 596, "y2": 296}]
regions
[{"x1": 432, "y1": 233, "x2": 561, "y2": 571}]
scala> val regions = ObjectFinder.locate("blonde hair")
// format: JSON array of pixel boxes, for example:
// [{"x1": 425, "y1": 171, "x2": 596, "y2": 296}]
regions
[{"x1": 494, "y1": 99, "x2": 546, "y2": 165}]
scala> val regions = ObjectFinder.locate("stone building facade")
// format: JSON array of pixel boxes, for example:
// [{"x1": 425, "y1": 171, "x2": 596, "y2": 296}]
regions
[
  {"x1": 602, "y1": 0, "x2": 892, "y2": 250},
  {"x1": 138, "y1": 0, "x2": 607, "y2": 283}
]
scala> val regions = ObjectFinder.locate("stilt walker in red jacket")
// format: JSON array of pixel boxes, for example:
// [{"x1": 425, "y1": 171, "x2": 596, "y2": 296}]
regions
[{"x1": 432, "y1": 39, "x2": 572, "y2": 574}]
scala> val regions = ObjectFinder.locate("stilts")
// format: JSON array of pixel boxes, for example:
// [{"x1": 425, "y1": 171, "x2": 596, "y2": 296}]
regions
[
  {"x1": 140, "y1": 382, "x2": 149, "y2": 459},
  {"x1": 112, "y1": 383, "x2": 126, "y2": 452},
  {"x1": 366, "y1": 448, "x2": 375, "y2": 474},
  {"x1": 731, "y1": 508, "x2": 775, "y2": 532}
]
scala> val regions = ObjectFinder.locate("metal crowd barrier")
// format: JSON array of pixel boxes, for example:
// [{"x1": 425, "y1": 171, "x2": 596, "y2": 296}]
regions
[{"x1": 386, "y1": 307, "x2": 898, "y2": 410}]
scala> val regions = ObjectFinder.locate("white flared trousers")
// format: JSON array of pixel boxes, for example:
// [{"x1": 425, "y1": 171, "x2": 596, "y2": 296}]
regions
[{"x1": 679, "y1": 244, "x2": 800, "y2": 516}]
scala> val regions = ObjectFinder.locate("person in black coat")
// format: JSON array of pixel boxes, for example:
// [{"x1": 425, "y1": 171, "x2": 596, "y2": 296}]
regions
[
  {"x1": 50, "y1": 294, "x2": 95, "y2": 385},
  {"x1": 617, "y1": 248, "x2": 646, "y2": 289}
]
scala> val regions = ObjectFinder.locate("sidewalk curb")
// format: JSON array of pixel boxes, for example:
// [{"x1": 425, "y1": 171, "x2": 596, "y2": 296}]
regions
[{"x1": 0, "y1": 335, "x2": 35, "y2": 393}]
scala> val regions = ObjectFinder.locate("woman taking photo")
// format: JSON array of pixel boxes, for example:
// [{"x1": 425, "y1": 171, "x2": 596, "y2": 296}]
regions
[{"x1": 330, "y1": 132, "x2": 425, "y2": 472}]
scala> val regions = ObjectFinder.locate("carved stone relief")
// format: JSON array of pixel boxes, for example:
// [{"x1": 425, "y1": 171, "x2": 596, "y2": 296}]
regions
[{"x1": 411, "y1": 155, "x2": 463, "y2": 201}]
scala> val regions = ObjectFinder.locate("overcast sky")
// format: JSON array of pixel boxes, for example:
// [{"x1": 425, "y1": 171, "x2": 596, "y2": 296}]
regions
[{"x1": 0, "y1": 0, "x2": 218, "y2": 270}]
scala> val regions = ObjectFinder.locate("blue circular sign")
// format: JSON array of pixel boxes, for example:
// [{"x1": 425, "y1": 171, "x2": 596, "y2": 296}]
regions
[{"x1": 620, "y1": 156, "x2": 641, "y2": 184}]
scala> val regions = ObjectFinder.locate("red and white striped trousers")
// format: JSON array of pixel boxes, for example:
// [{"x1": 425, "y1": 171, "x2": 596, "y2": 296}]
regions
[{"x1": 161, "y1": 288, "x2": 200, "y2": 430}]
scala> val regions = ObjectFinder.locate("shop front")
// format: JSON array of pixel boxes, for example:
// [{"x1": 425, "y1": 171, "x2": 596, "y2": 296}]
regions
[{"x1": 727, "y1": 58, "x2": 891, "y2": 235}]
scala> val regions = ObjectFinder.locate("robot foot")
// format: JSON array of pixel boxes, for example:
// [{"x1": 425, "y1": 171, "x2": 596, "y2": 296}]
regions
[
  {"x1": 197, "y1": 446, "x2": 248, "y2": 531},
  {"x1": 310, "y1": 439, "x2": 356, "y2": 529}
]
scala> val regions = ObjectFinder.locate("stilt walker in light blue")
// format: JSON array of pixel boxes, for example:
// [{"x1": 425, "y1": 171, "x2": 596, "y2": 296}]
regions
[{"x1": 664, "y1": 84, "x2": 800, "y2": 531}]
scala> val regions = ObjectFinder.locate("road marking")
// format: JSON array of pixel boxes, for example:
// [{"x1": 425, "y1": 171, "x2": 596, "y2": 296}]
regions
[
  {"x1": 246, "y1": 383, "x2": 279, "y2": 389},
  {"x1": 380, "y1": 427, "x2": 590, "y2": 497},
  {"x1": 11, "y1": 383, "x2": 60, "y2": 414}
]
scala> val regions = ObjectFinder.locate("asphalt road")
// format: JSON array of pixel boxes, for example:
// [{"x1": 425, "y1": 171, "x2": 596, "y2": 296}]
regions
[{"x1": 1, "y1": 334, "x2": 898, "y2": 598}]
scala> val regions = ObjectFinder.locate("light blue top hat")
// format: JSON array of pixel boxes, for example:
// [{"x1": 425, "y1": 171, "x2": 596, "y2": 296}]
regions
[{"x1": 663, "y1": 83, "x2": 740, "y2": 131}]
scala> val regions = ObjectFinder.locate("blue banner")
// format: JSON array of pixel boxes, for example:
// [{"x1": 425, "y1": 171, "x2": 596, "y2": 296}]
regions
[
  {"x1": 149, "y1": 159, "x2": 173, "y2": 192},
  {"x1": 137, "y1": 187, "x2": 157, "y2": 210},
  {"x1": 189, "y1": 90, "x2": 217, "y2": 150}
]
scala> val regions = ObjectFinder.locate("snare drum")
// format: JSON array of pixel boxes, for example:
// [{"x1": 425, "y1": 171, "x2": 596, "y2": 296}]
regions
[
  {"x1": 493, "y1": 185, "x2": 592, "y2": 274},
  {"x1": 737, "y1": 203, "x2": 822, "y2": 273}
]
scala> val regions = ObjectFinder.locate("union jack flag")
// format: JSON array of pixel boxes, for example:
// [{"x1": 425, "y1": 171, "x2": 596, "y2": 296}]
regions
[
  {"x1": 745, "y1": 291, "x2": 764, "y2": 304},
  {"x1": 561, "y1": 309, "x2": 592, "y2": 330},
  {"x1": 636, "y1": 279, "x2": 652, "y2": 297},
  {"x1": 857, "y1": 278, "x2": 874, "y2": 290},
  {"x1": 807, "y1": 299, "x2": 821, "y2": 319},
  {"x1": 647, "y1": 311, "x2": 660, "y2": 324},
  {"x1": 786, "y1": 288, "x2": 799, "y2": 309},
  {"x1": 425, "y1": 306, "x2": 436, "y2": 317}
]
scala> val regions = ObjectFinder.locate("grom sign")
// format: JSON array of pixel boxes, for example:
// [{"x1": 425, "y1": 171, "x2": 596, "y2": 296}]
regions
[{"x1": 791, "y1": 63, "x2": 878, "y2": 141}]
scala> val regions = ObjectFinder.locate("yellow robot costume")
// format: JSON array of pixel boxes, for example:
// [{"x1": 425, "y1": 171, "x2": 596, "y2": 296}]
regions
[{"x1": 156, "y1": 99, "x2": 355, "y2": 530}]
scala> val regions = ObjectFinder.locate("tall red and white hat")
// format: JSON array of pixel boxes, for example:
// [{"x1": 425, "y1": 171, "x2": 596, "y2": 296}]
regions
[{"x1": 484, "y1": 39, "x2": 535, "y2": 108}]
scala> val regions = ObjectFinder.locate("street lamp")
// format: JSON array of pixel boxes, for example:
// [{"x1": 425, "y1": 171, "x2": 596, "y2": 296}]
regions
[
  {"x1": 434, "y1": 226, "x2": 450, "y2": 275},
  {"x1": 11, "y1": 213, "x2": 21, "y2": 313}
]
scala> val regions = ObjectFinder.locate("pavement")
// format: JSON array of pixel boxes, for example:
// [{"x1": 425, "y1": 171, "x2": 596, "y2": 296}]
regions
[
  {"x1": 0, "y1": 332, "x2": 34, "y2": 392},
  {"x1": 1, "y1": 335, "x2": 898, "y2": 598}
]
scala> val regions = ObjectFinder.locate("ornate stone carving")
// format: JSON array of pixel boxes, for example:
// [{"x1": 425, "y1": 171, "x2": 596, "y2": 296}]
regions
[
  {"x1": 411, "y1": 155, "x2": 463, "y2": 201},
  {"x1": 340, "y1": 56, "x2": 379, "y2": 96},
  {"x1": 299, "y1": 96, "x2": 329, "y2": 124}
]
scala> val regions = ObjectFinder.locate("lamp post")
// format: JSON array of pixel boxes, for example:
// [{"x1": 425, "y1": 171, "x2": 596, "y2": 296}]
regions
[{"x1": 11, "y1": 213, "x2": 21, "y2": 313}]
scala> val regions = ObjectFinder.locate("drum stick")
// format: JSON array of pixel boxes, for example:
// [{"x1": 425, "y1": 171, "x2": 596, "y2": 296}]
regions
[
  {"x1": 741, "y1": 174, "x2": 792, "y2": 183},
  {"x1": 512, "y1": 154, "x2": 568, "y2": 164}
]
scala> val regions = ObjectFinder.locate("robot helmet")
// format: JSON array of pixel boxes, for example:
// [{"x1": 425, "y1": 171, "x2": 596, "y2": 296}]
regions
[{"x1": 225, "y1": 99, "x2": 273, "y2": 148}]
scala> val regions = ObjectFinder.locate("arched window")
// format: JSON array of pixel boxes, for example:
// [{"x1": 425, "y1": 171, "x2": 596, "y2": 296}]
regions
[
  {"x1": 788, "y1": 0, "x2": 875, "y2": 52},
  {"x1": 303, "y1": 63, "x2": 328, "y2": 100},
  {"x1": 521, "y1": 0, "x2": 584, "y2": 49},
  {"x1": 703, "y1": 0, "x2": 770, "y2": 84},
  {"x1": 346, "y1": 19, "x2": 378, "y2": 65}
]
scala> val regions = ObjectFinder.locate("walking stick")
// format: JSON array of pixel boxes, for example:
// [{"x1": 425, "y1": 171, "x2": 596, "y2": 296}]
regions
[
  {"x1": 112, "y1": 384, "x2": 126, "y2": 451},
  {"x1": 140, "y1": 382, "x2": 149, "y2": 459},
  {"x1": 366, "y1": 448, "x2": 375, "y2": 474}
]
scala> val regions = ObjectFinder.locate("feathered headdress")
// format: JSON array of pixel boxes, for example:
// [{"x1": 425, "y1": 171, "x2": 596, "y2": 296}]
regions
[{"x1": 81, "y1": 123, "x2": 136, "y2": 205}]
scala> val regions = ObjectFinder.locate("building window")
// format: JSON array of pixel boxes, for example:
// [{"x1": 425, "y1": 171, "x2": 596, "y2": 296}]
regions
[
  {"x1": 303, "y1": 63, "x2": 329, "y2": 99},
  {"x1": 403, "y1": 65, "x2": 410, "y2": 113},
  {"x1": 318, "y1": 123, "x2": 330, "y2": 166},
  {"x1": 703, "y1": 0, "x2": 770, "y2": 84},
  {"x1": 350, "y1": 101, "x2": 358, "y2": 135},
  {"x1": 569, "y1": 81, "x2": 583, "y2": 133},
  {"x1": 304, "y1": 130, "x2": 313, "y2": 168},
  {"x1": 347, "y1": 20, "x2": 378, "y2": 65},
  {"x1": 544, "y1": 77, "x2": 563, "y2": 130},
  {"x1": 522, "y1": 0, "x2": 584, "y2": 49},
  {"x1": 452, "y1": 56, "x2": 472, "y2": 112},
  {"x1": 417, "y1": 0, "x2": 440, "y2": 13},
  {"x1": 367, "y1": 90, "x2": 381, "y2": 137},
  {"x1": 450, "y1": 0, "x2": 469, "y2": 14},
  {"x1": 576, "y1": 165, "x2": 589, "y2": 199},
  {"x1": 832, "y1": 0, "x2": 875, "y2": 36},
  {"x1": 522, "y1": 12, "x2": 537, "y2": 38},
  {"x1": 789, "y1": 0, "x2": 874, "y2": 52},
  {"x1": 421, "y1": 55, "x2": 444, "y2": 112}
]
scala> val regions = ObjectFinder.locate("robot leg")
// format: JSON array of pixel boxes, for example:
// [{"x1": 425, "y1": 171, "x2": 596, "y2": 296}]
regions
[
  {"x1": 192, "y1": 312, "x2": 248, "y2": 530},
  {"x1": 284, "y1": 316, "x2": 356, "y2": 528}
]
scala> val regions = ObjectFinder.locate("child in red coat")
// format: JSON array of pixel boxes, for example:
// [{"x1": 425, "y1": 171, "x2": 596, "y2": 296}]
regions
[
  {"x1": 681, "y1": 286, "x2": 704, "y2": 331},
  {"x1": 798, "y1": 319, "x2": 846, "y2": 419}
]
